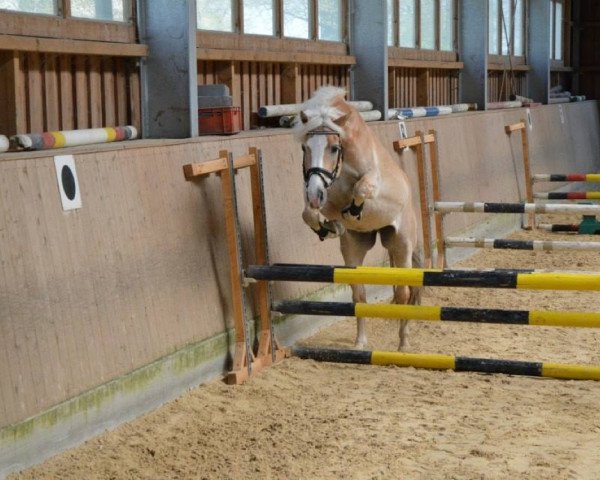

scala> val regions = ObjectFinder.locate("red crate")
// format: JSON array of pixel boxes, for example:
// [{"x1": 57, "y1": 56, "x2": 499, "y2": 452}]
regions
[{"x1": 198, "y1": 107, "x2": 242, "y2": 135}]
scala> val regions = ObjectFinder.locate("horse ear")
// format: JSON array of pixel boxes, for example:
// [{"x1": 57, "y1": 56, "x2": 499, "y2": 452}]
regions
[
  {"x1": 333, "y1": 112, "x2": 351, "y2": 127},
  {"x1": 300, "y1": 111, "x2": 309, "y2": 124}
]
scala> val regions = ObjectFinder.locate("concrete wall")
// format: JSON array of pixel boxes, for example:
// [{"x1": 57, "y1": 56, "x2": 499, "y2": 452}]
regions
[{"x1": 1, "y1": 101, "x2": 599, "y2": 476}]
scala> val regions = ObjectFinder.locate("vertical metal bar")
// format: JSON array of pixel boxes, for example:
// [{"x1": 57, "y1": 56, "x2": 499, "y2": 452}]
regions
[
  {"x1": 459, "y1": 0, "x2": 488, "y2": 108},
  {"x1": 528, "y1": 0, "x2": 551, "y2": 103},
  {"x1": 349, "y1": 0, "x2": 388, "y2": 118},
  {"x1": 138, "y1": 0, "x2": 198, "y2": 138}
]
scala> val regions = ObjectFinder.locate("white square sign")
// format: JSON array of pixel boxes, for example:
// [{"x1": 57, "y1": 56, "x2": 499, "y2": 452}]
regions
[{"x1": 54, "y1": 155, "x2": 82, "y2": 211}]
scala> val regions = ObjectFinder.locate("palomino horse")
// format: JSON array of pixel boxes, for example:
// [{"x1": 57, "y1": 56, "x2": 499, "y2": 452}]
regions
[{"x1": 294, "y1": 86, "x2": 422, "y2": 350}]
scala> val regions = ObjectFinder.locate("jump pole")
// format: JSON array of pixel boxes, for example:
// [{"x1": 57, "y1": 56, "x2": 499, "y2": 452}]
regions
[
  {"x1": 445, "y1": 237, "x2": 600, "y2": 251},
  {"x1": 274, "y1": 301, "x2": 600, "y2": 328},
  {"x1": 245, "y1": 264, "x2": 600, "y2": 291},
  {"x1": 434, "y1": 201, "x2": 600, "y2": 215},
  {"x1": 534, "y1": 192, "x2": 600, "y2": 200},
  {"x1": 292, "y1": 347, "x2": 600, "y2": 381},
  {"x1": 533, "y1": 174, "x2": 600, "y2": 183}
]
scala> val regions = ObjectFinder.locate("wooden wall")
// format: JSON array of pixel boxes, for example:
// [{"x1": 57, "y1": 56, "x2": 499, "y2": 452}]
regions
[
  {"x1": 1, "y1": 101, "x2": 599, "y2": 431},
  {"x1": 0, "y1": 51, "x2": 140, "y2": 136},
  {"x1": 388, "y1": 67, "x2": 460, "y2": 108},
  {"x1": 487, "y1": 70, "x2": 527, "y2": 102}
]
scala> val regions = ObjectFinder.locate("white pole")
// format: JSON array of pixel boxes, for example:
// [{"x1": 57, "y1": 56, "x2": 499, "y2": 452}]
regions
[
  {"x1": 434, "y1": 201, "x2": 600, "y2": 215},
  {"x1": 445, "y1": 237, "x2": 600, "y2": 251}
]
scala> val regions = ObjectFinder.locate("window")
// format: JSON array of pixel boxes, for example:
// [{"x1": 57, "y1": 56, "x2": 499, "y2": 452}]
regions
[
  {"x1": 399, "y1": 0, "x2": 416, "y2": 48},
  {"x1": 197, "y1": 0, "x2": 234, "y2": 32},
  {"x1": 70, "y1": 0, "x2": 130, "y2": 21},
  {"x1": 197, "y1": 0, "x2": 344, "y2": 42},
  {"x1": 318, "y1": 0, "x2": 342, "y2": 41},
  {"x1": 243, "y1": 0, "x2": 275, "y2": 35},
  {"x1": 389, "y1": 0, "x2": 455, "y2": 51},
  {"x1": 284, "y1": 0, "x2": 310, "y2": 39},
  {"x1": 0, "y1": 0, "x2": 57, "y2": 14},
  {"x1": 488, "y1": 0, "x2": 526, "y2": 57},
  {"x1": 0, "y1": 0, "x2": 132, "y2": 21},
  {"x1": 550, "y1": 0, "x2": 563, "y2": 61}
]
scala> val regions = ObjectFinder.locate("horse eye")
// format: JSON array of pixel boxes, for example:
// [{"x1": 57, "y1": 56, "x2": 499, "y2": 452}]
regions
[
  {"x1": 331, "y1": 145, "x2": 341, "y2": 154},
  {"x1": 301, "y1": 145, "x2": 306, "y2": 152}
]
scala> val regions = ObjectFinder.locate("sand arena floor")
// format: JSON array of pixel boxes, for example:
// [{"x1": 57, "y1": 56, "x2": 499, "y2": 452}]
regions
[{"x1": 10, "y1": 220, "x2": 600, "y2": 479}]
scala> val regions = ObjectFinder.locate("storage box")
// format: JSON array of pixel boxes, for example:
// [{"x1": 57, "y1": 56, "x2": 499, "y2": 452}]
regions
[{"x1": 198, "y1": 107, "x2": 242, "y2": 135}]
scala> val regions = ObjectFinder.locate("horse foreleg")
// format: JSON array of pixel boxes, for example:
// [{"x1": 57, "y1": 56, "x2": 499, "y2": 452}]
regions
[
  {"x1": 342, "y1": 169, "x2": 380, "y2": 220},
  {"x1": 340, "y1": 230, "x2": 377, "y2": 349},
  {"x1": 302, "y1": 206, "x2": 346, "y2": 240},
  {"x1": 380, "y1": 226, "x2": 417, "y2": 351}
]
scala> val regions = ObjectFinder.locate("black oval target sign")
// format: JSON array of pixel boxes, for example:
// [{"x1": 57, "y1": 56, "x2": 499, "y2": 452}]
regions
[{"x1": 61, "y1": 165, "x2": 77, "y2": 201}]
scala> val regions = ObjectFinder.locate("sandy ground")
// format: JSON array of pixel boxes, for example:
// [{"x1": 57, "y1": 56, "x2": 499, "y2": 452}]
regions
[{"x1": 10, "y1": 218, "x2": 600, "y2": 479}]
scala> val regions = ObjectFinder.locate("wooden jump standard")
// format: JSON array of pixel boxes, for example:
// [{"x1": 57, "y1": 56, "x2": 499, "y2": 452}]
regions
[
  {"x1": 273, "y1": 301, "x2": 600, "y2": 328},
  {"x1": 183, "y1": 149, "x2": 285, "y2": 384},
  {"x1": 445, "y1": 237, "x2": 600, "y2": 251},
  {"x1": 246, "y1": 264, "x2": 600, "y2": 291},
  {"x1": 292, "y1": 347, "x2": 600, "y2": 381}
]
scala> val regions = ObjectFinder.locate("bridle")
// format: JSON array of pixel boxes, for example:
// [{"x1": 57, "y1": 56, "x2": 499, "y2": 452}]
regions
[{"x1": 302, "y1": 129, "x2": 343, "y2": 189}]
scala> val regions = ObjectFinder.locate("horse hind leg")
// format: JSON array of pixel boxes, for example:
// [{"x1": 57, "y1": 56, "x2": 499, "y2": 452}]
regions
[
  {"x1": 340, "y1": 230, "x2": 377, "y2": 349},
  {"x1": 380, "y1": 226, "x2": 422, "y2": 351}
]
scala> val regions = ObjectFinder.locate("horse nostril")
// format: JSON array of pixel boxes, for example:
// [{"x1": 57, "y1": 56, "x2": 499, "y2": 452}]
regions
[{"x1": 318, "y1": 191, "x2": 324, "y2": 201}]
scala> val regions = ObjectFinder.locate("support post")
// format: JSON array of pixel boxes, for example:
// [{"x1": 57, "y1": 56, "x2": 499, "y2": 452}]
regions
[
  {"x1": 349, "y1": 0, "x2": 388, "y2": 118},
  {"x1": 459, "y1": 0, "x2": 488, "y2": 109},
  {"x1": 528, "y1": 0, "x2": 551, "y2": 103},
  {"x1": 138, "y1": 0, "x2": 198, "y2": 138}
]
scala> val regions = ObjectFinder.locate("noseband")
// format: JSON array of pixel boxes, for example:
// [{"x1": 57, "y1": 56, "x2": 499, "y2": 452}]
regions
[{"x1": 303, "y1": 129, "x2": 343, "y2": 189}]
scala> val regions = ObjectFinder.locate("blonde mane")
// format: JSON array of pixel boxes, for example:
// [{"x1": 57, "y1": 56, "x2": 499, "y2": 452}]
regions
[{"x1": 293, "y1": 86, "x2": 348, "y2": 140}]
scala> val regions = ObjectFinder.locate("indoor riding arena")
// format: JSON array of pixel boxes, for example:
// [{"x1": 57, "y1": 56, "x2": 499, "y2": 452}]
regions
[{"x1": 2, "y1": 1, "x2": 600, "y2": 479}]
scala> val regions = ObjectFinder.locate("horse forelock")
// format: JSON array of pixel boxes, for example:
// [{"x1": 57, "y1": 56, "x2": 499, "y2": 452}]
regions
[
  {"x1": 293, "y1": 107, "x2": 346, "y2": 141},
  {"x1": 293, "y1": 86, "x2": 349, "y2": 141}
]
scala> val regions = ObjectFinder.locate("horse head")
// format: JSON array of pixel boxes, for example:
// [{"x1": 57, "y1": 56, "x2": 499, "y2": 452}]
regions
[{"x1": 295, "y1": 87, "x2": 353, "y2": 209}]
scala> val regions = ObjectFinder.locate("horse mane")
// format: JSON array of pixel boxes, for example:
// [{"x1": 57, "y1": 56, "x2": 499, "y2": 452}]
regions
[{"x1": 293, "y1": 86, "x2": 351, "y2": 140}]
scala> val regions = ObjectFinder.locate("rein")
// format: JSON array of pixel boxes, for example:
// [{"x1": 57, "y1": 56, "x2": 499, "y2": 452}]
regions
[{"x1": 303, "y1": 129, "x2": 343, "y2": 189}]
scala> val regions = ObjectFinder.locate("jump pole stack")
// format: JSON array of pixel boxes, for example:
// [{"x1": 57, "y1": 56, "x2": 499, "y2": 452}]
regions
[{"x1": 246, "y1": 263, "x2": 600, "y2": 381}]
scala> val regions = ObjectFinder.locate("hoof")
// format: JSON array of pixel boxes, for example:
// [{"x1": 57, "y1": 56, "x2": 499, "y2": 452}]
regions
[{"x1": 354, "y1": 340, "x2": 367, "y2": 350}]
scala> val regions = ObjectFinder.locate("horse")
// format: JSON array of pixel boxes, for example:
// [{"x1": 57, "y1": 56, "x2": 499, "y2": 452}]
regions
[{"x1": 294, "y1": 86, "x2": 422, "y2": 351}]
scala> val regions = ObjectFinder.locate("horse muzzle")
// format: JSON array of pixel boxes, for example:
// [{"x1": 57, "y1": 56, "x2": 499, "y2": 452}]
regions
[{"x1": 306, "y1": 175, "x2": 327, "y2": 209}]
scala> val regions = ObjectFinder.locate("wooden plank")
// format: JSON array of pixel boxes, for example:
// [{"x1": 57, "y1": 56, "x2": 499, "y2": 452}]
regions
[
  {"x1": 281, "y1": 63, "x2": 302, "y2": 104},
  {"x1": 27, "y1": 52, "x2": 44, "y2": 133},
  {"x1": 183, "y1": 154, "x2": 257, "y2": 179},
  {"x1": 250, "y1": 62, "x2": 258, "y2": 126},
  {"x1": 128, "y1": 63, "x2": 141, "y2": 129},
  {"x1": 242, "y1": 62, "x2": 250, "y2": 130},
  {"x1": 388, "y1": 58, "x2": 464, "y2": 69},
  {"x1": 416, "y1": 69, "x2": 430, "y2": 106},
  {"x1": 0, "y1": 34, "x2": 148, "y2": 57},
  {"x1": 0, "y1": 51, "x2": 18, "y2": 135},
  {"x1": 0, "y1": 11, "x2": 136, "y2": 43},
  {"x1": 114, "y1": 58, "x2": 128, "y2": 126},
  {"x1": 89, "y1": 56, "x2": 103, "y2": 127},
  {"x1": 75, "y1": 56, "x2": 89, "y2": 129},
  {"x1": 59, "y1": 55, "x2": 75, "y2": 131},
  {"x1": 102, "y1": 57, "x2": 116, "y2": 127},
  {"x1": 43, "y1": 53, "x2": 60, "y2": 131},
  {"x1": 197, "y1": 48, "x2": 356, "y2": 66}
]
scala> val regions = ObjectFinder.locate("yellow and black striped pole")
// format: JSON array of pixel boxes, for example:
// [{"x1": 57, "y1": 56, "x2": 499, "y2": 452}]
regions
[
  {"x1": 292, "y1": 347, "x2": 600, "y2": 381},
  {"x1": 246, "y1": 264, "x2": 600, "y2": 291},
  {"x1": 274, "y1": 301, "x2": 600, "y2": 328}
]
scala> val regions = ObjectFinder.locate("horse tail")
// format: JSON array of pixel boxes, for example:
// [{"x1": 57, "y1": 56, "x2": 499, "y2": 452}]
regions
[{"x1": 409, "y1": 247, "x2": 423, "y2": 306}]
